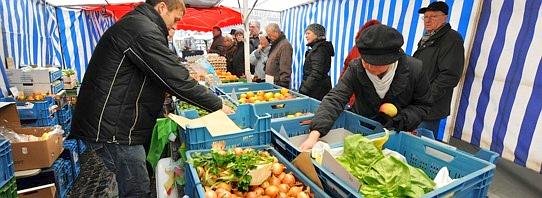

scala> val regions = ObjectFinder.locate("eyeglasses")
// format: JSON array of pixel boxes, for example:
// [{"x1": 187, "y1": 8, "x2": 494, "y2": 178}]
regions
[{"x1": 422, "y1": 14, "x2": 445, "y2": 21}]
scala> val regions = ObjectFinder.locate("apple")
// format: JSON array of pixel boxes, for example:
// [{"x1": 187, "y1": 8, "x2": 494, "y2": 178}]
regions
[
  {"x1": 240, "y1": 93, "x2": 247, "y2": 99},
  {"x1": 294, "y1": 112, "x2": 303, "y2": 117},
  {"x1": 380, "y1": 103, "x2": 398, "y2": 117},
  {"x1": 246, "y1": 91, "x2": 255, "y2": 98},
  {"x1": 287, "y1": 114, "x2": 295, "y2": 118},
  {"x1": 280, "y1": 88, "x2": 289, "y2": 95}
]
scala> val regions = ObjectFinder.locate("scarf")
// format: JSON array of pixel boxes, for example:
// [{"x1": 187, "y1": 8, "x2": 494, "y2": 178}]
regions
[{"x1": 366, "y1": 61, "x2": 398, "y2": 99}]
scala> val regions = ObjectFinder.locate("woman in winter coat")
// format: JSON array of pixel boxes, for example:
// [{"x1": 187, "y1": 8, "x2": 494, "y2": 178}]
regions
[
  {"x1": 299, "y1": 23, "x2": 335, "y2": 100},
  {"x1": 250, "y1": 34, "x2": 271, "y2": 82},
  {"x1": 299, "y1": 24, "x2": 432, "y2": 150},
  {"x1": 228, "y1": 29, "x2": 246, "y2": 77}
]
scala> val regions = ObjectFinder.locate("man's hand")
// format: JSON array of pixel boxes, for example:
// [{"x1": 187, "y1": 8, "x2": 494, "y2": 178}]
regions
[
  {"x1": 299, "y1": 130, "x2": 321, "y2": 151},
  {"x1": 221, "y1": 104, "x2": 234, "y2": 115}
]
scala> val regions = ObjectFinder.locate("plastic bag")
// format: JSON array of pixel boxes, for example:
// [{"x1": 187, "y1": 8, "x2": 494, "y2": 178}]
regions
[
  {"x1": 433, "y1": 167, "x2": 455, "y2": 188},
  {"x1": 0, "y1": 126, "x2": 24, "y2": 142}
]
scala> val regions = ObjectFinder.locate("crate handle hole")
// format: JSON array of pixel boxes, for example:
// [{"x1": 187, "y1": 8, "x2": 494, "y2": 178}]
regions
[
  {"x1": 271, "y1": 104, "x2": 286, "y2": 109},
  {"x1": 425, "y1": 146, "x2": 454, "y2": 162}
]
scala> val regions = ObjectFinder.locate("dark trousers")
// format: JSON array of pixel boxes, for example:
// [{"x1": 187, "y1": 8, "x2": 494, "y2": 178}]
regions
[{"x1": 85, "y1": 141, "x2": 151, "y2": 198}]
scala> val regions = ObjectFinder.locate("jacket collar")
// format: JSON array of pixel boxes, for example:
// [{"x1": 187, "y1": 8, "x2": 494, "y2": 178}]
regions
[
  {"x1": 417, "y1": 23, "x2": 451, "y2": 49},
  {"x1": 134, "y1": 3, "x2": 169, "y2": 39},
  {"x1": 358, "y1": 55, "x2": 408, "y2": 103},
  {"x1": 269, "y1": 33, "x2": 286, "y2": 53}
]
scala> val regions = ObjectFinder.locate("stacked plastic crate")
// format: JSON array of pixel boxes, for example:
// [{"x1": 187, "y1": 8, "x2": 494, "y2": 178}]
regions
[{"x1": 0, "y1": 139, "x2": 16, "y2": 198}]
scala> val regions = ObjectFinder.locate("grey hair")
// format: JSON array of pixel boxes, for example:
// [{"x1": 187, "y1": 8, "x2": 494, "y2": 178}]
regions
[
  {"x1": 249, "y1": 21, "x2": 261, "y2": 28},
  {"x1": 266, "y1": 23, "x2": 281, "y2": 34}
]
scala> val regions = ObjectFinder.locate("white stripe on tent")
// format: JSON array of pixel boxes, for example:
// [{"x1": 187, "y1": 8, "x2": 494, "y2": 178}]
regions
[
  {"x1": 462, "y1": 0, "x2": 505, "y2": 143},
  {"x1": 529, "y1": 114, "x2": 542, "y2": 172}
]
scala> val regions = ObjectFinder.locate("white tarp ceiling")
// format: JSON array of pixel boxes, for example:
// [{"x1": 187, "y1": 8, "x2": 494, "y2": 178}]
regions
[
  {"x1": 219, "y1": 0, "x2": 313, "y2": 11},
  {"x1": 45, "y1": 0, "x2": 144, "y2": 6}
]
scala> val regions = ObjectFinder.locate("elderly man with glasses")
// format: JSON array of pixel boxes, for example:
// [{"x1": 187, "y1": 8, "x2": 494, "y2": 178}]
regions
[{"x1": 414, "y1": 1, "x2": 465, "y2": 139}]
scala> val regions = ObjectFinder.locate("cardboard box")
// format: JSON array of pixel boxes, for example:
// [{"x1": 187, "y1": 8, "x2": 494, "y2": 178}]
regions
[
  {"x1": 0, "y1": 102, "x2": 63, "y2": 171},
  {"x1": 63, "y1": 79, "x2": 77, "y2": 90},
  {"x1": 18, "y1": 184, "x2": 56, "y2": 198},
  {"x1": 62, "y1": 75, "x2": 77, "y2": 83},
  {"x1": 13, "y1": 80, "x2": 63, "y2": 95},
  {"x1": 7, "y1": 67, "x2": 61, "y2": 84}
]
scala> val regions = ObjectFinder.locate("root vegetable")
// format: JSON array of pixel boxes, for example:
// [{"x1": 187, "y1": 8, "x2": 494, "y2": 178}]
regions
[
  {"x1": 278, "y1": 184, "x2": 290, "y2": 193},
  {"x1": 265, "y1": 185, "x2": 279, "y2": 197},
  {"x1": 282, "y1": 173, "x2": 296, "y2": 186},
  {"x1": 272, "y1": 163, "x2": 285, "y2": 175},
  {"x1": 205, "y1": 190, "x2": 217, "y2": 198}
]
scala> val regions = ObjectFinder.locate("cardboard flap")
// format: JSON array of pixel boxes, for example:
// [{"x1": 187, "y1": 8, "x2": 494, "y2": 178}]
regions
[
  {"x1": 0, "y1": 102, "x2": 21, "y2": 127},
  {"x1": 292, "y1": 152, "x2": 323, "y2": 189},
  {"x1": 168, "y1": 111, "x2": 241, "y2": 137},
  {"x1": 322, "y1": 150, "x2": 361, "y2": 190}
]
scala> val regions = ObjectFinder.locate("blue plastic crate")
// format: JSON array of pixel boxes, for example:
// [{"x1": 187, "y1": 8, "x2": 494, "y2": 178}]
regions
[
  {"x1": 215, "y1": 82, "x2": 282, "y2": 95},
  {"x1": 62, "y1": 121, "x2": 72, "y2": 136},
  {"x1": 50, "y1": 69, "x2": 63, "y2": 82},
  {"x1": 180, "y1": 104, "x2": 272, "y2": 150},
  {"x1": 56, "y1": 104, "x2": 72, "y2": 124},
  {"x1": 61, "y1": 140, "x2": 80, "y2": 179},
  {"x1": 77, "y1": 139, "x2": 87, "y2": 154},
  {"x1": 271, "y1": 111, "x2": 384, "y2": 161},
  {"x1": 184, "y1": 145, "x2": 331, "y2": 198},
  {"x1": 52, "y1": 81, "x2": 64, "y2": 95},
  {"x1": 53, "y1": 159, "x2": 73, "y2": 198},
  {"x1": 312, "y1": 132, "x2": 497, "y2": 198},
  {"x1": 0, "y1": 139, "x2": 14, "y2": 188},
  {"x1": 0, "y1": 96, "x2": 55, "y2": 120},
  {"x1": 174, "y1": 96, "x2": 236, "y2": 119},
  {"x1": 252, "y1": 97, "x2": 320, "y2": 121},
  {"x1": 21, "y1": 115, "x2": 58, "y2": 127}
]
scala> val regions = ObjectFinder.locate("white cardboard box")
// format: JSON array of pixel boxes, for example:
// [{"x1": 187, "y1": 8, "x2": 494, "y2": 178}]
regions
[
  {"x1": 7, "y1": 67, "x2": 61, "y2": 84},
  {"x1": 12, "y1": 80, "x2": 63, "y2": 95}
]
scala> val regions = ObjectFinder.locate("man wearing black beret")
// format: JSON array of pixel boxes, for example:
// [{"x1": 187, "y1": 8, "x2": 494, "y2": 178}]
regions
[{"x1": 300, "y1": 24, "x2": 432, "y2": 150}]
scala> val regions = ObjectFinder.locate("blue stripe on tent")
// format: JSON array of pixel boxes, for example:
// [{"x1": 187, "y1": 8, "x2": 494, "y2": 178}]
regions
[
  {"x1": 367, "y1": 0, "x2": 375, "y2": 22},
  {"x1": 404, "y1": 0, "x2": 423, "y2": 55},
  {"x1": 457, "y1": 1, "x2": 474, "y2": 38},
  {"x1": 515, "y1": 59, "x2": 542, "y2": 167},
  {"x1": 32, "y1": 1, "x2": 39, "y2": 64},
  {"x1": 57, "y1": 9, "x2": 71, "y2": 68},
  {"x1": 454, "y1": 0, "x2": 493, "y2": 139},
  {"x1": 396, "y1": 0, "x2": 410, "y2": 34},
  {"x1": 69, "y1": 12, "x2": 80, "y2": 72},
  {"x1": 360, "y1": 0, "x2": 368, "y2": 26},
  {"x1": 492, "y1": 0, "x2": 541, "y2": 156},
  {"x1": 387, "y1": 0, "x2": 397, "y2": 26},
  {"x1": 471, "y1": 0, "x2": 513, "y2": 147},
  {"x1": 376, "y1": 0, "x2": 385, "y2": 22}
]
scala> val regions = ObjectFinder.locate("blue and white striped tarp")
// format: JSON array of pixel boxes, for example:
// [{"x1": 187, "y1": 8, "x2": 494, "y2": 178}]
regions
[
  {"x1": 281, "y1": 0, "x2": 481, "y2": 91},
  {"x1": 56, "y1": 8, "x2": 115, "y2": 81},
  {"x1": 0, "y1": 0, "x2": 115, "y2": 89},
  {"x1": 454, "y1": 0, "x2": 542, "y2": 173}
]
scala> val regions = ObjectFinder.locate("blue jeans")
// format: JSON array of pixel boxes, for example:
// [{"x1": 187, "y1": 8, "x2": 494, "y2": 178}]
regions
[
  {"x1": 85, "y1": 141, "x2": 151, "y2": 198},
  {"x1": 418, "y1": 119, "x2": 443, "y2": 140}
]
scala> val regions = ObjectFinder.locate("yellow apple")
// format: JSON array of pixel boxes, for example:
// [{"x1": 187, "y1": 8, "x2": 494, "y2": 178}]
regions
[
  {"x1": 280, "y1": 88, "x2": 289, "y2": 95},
  {"x1": 380, "y1": 103, "x2": 398, "y2": 117},
  {"x1": 246, "y1": 91, "x2": 255, "y2": 98}
]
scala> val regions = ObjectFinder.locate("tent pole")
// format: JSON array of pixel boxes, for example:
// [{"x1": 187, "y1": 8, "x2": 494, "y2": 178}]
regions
[{"x1": 243, "y1": 0, "x2": 252, "y2": 82}]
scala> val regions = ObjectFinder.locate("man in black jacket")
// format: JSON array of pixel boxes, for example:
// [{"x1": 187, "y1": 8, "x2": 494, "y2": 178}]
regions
[
  {"x1": 414, "y1": 1, "x2": 465, "y2": 138},
  {"x1": 70, "y1": 0, "x2": 232, "y2": 196},
  {"x1": 299, "y1": 24, "x2": 432, "y2": 150}
]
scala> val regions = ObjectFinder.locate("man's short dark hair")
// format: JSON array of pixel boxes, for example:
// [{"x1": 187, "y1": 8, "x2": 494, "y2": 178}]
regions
[{"x1": 146, "y1": 0, "x2": 185, "y2": 11}]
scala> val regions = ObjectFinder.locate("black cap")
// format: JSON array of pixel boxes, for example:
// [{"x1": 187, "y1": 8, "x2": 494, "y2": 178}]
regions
[
  {"x1": 418, "y1": 1, "x2": 449, "y2": 15},
  {"x1": 356, "y1": 24, "x2": 404, "y2": 66}
]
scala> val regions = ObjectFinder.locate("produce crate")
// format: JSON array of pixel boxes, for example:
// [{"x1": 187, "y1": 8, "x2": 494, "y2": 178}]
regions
[
  {"x1": 0, "y1": 178, "x2": 16, "y2": 198},
  {"x1": 174, "y1": 96, "x2": 237, "y2": 119},
  {"x1": 0, "y1": 139, "x2": 14, "y2": 188},
  {"x1": 0, "y1": 96, "x2": 55, "y2": 120},
  {"x1": 61, "y1": 121, "x2": 72, "y2": 136},
  {"x1": 61, "y1": 140, "x2": 80, "y2": 179},
  {"x1": 55, "y1": 104, "x2": 72, "y2": 124},
  {"x1": 252, "y1": 97, "x2": 320, "y2": 121},
  {"x1": 215, "y1": 82, "x2": 282, "y2": 95},
  {"x1": 184, "y1": 145, "x2": 330, "y2": 198},
  {"x1": 180, "y1": 104, "x2": 271, "y2": 150},
  {"x1": 53, "y1": 159, "x2": 74, "y2": 198},
  {"x1": 20, "y1": 115, "x2": 58, "y2": 127},
  {"x1": 225, "y1": 89, "x2": 307, "y2": 106},
  {"x1": 271, "y1": 111, "x2": 384, "y2": 161},
  {"x1": 313, "y1": 132, "x2": 497, "y2": 198}
]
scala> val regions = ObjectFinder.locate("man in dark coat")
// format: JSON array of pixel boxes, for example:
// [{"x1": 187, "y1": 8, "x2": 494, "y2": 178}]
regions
[
  {"x1": 209, "y1": 26, "x2": 225, "y2": 55},
  {"x1": 299, "y1": 24, "x2": 432, "y2": 150},
  {"x1": 265, "y1": 23, "x2": 293, "y2": 88},
  {"x1": 299, "y1": 23, "x2": 334, "y2": 100},
  {"x1": 414, "y1": 1, "x2": 465, "y2": 138},
  {"x1": 70, "y1": 0, "x2": 232, "y2": 196}
]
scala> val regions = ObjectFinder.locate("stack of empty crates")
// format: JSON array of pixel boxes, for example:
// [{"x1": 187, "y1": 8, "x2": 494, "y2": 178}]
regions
[
  {"x1": 7, "y1": 66, "x2": 64, "y2": 97},
  {"x1": 0, "y1": 139, "x2": 16, "y2": 198}
]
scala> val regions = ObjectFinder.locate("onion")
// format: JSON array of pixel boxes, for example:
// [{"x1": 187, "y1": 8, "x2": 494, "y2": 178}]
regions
[
  {"x1": 272, "y1": 163, "x2": 285, "y2": 175},
  {"x1": 269, "y1": 176, "x2": 281, "y2": 186},
  {"x1": 297, "y1": 191, "x2": 309, "y2": 198},
  {"x1": 254, "y1": 187, "x2": 265, "y2": 195},
  {"x1": 277, "y1": 192, "x2": 288, "y2": 198},
  {"x1": 197, "y1": 167, "x2": 205, "y2": 178},
  {"x1": 216, "y1": 189, "x2": 231, "y2": 198},
  {"x1": 215, "y1": 182, "x2": 232, "y2": 192},
  {"x1": 278, "y1": 184, "x2": 290, "y2": 193},
  {"x1": 282, "y1": 173, "x2": 296, "y2": 186},
  {"x1": 233, "y1": 147, "x2": 243, "y2": 156},
  {"x1": 261, "y1": 181, "x2": 270, "y2": 188},
  {"x1": 245, "y1": 191, "x2": 258, "y2": 198},
  {"x1": 277, "y1": 172, "x2": 286, "y2": 180},
  {"x1": 205, "y1": 189, "x2": 217, "y2": 198},
  {"x1": 288, "y1": 186, "x2": 302, "y2": 196},
  {"x1": 265, "y1": 185, "x2": 280, "y2": 197}
]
